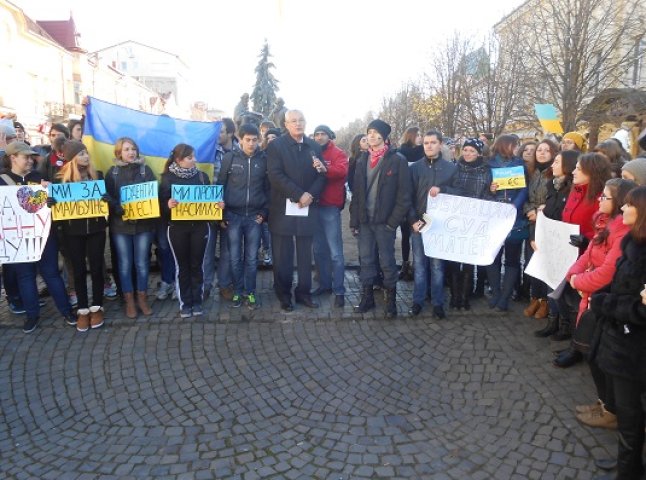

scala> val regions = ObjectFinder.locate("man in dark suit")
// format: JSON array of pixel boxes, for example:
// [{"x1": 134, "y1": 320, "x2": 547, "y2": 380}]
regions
[{"x1": 266, "y1": 110, "x2": 327, "y2": 312}]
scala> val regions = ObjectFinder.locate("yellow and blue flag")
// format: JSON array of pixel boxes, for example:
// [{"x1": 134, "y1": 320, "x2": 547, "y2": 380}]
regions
[
  {"x1": 83, "y1": 97, "x2": 222, "y2": 180},
  {"x1": 534, "y1": 104, "x2": 563, "y2": 134}
]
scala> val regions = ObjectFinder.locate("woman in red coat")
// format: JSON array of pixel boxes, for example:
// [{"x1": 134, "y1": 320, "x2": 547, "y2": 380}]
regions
[{"x1": 561, "y1": 153, "x2": 612, "y2": 243}]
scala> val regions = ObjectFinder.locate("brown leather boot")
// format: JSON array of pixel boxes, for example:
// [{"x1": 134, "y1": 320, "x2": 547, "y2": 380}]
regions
[
  {"x1": 89, "y1": 306, "x2": 104, "y2": 329},
  {"x1": 534, "y1": 298, "x2": 549, "y2": 319},
  {"x1": 123, "y1": 292, "x2": 137, "y2": 319},
  {"x1": 137, "y1": 291, "x2": 152, "y2": 316},
  {"x1": 77, "y1": 309, "x2": 90, "y2": 332},
  {"x1": 523, "y1": 297, "x2": 540, "y2": 317}
]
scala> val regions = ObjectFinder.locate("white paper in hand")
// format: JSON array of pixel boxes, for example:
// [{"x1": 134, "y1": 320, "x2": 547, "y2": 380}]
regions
[{"x1": 285, "y1": 199, "x2": 309, "y2": 216}]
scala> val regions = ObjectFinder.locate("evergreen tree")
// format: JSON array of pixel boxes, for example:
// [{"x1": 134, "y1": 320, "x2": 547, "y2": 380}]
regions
[{"x1": 251, "y1": 41, "x2": 279, "y2": 117}]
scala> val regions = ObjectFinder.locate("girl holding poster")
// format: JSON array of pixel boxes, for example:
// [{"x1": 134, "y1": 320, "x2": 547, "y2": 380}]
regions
[
  {"x1": 160, "y1": 144, "x2": 212, "y2": 319},
  {"x1": 105, "y1": 138, "x2": 157, "y2": 319},
  {"x1": 487, "y1": 135, "x2": 528, "y2": 313},
  {"x1": 0, "y1": 142, "x2": 77, "y2": 333},
  {"x1": 53, "y1": 140, "x2": 107, "y2": 332}
]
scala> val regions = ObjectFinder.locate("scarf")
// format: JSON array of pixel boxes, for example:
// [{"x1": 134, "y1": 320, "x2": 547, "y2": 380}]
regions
[
  {"x1": 369, "y1": 145, "x2": 388, "y2": 169},
  {"x1": 169, "y1": 161, "x2": 198, "y2": 179}
]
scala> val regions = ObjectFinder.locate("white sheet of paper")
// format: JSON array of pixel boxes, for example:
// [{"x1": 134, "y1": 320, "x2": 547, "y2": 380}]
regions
[
  {"x1": 285, "y1": 199, "x2": 309, "y2": 216},
  {"x1": 524, "y1": 212, "x2": 580, "y2": 289}
]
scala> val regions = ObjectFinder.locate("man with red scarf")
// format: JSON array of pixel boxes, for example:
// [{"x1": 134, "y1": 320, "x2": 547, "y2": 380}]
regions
[{"x1": 349, "y1": 119, "x2": 411, "y2": 318}]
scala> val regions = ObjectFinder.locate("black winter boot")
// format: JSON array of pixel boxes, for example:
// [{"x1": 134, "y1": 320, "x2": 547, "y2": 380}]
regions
[
  {"x1": 550, "y1": 313, "x2": 572, "y2": 341},
  {"x1": 354, "y1": 285, "x2": 375, "y2": 313},
  {"x1": 384, "y1": 287, "x2": 397, "y2": 319},
  {"x1": 534, "y1": 314, "x2": 559, "y2": 337}
]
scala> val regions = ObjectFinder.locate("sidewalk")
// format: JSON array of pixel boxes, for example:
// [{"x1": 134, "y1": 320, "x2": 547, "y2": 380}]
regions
[{"x1": 0, "y1": 265, "x2": 616, "y2": 480}]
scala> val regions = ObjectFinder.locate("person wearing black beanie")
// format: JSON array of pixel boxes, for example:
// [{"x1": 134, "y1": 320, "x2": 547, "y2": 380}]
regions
[{"x1": 350, "y1": 119, "x2": 411, "y2": 318}]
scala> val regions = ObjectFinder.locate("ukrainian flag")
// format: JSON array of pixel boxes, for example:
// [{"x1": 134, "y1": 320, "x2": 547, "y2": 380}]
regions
[
  {"x1": 83, "y1": 97, "x2": 222, "y2": 180},
  {"x1": 534, "y1": 104, "x2": 564, "y2": 134}
]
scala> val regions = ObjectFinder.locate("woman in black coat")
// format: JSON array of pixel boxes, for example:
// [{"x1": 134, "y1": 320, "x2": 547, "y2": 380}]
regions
[{"x1": 591, "y1": 185, "x2": 646, "y2": 479}]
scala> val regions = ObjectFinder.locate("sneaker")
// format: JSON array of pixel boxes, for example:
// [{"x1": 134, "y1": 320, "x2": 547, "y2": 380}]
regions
[
  {"x1": 156, "y1": 281, "x2": 174, "y2": 300},
  {"x1": 263, "y1": 251, "x2": 272, "y2": 266},
  {"x1": 9, "y1": 303, "x2": 26, "y2": 315},
  {"x1": 409, "y1": 303, "x2": 423, "y2": 316},
  {"x1": 232, "y1": 295, "x2": 242, "y2": 308},
  {"x1": 246, "y1": 293, "x2": 257, "y2": 309},
  {"x1": 63, "y1": 313, "x2": 77, "y2": 326},
  {"x1": 192, "y1": 305, "x2": 203, "y2": 316},
  {"x1": 38, "y1": 299, "x2": 46, "y2": 307},
  {"x1": 68, "y1": 291, "x2": 78, "y2": 307},
  {"x1": 180, "y1": 307, "x2": 192, "y2": 318},
  {"x1": 23, "y1": 316, "x2": 40, "y2": 333},
  {"x1": 103, "y1": 282, "x2": 118, "y2": 299}
]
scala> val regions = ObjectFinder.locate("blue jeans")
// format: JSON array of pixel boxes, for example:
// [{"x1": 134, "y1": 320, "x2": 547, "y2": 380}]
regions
[
  {"x1": 357, "y1": 224, "x2": 397, "y2": 288},
  {"x1": 486, "y1": 239, "x2": 522, "y2": 310},
  {"x1": 411, "y1": 233, "x2": 445, "y2": 307},
  {"x1": 112, "y1": 231, "x2": 154, "y2": 293},
  {"x1": 260, "y1": 222, "x2": 271, "y2": 252},
  {"x1": 226, "y1": 213, "x2": 262, "y2": 295},
  {"x1": 10, "y1": 234, "x2": 71, "y2": 319},
  {"x1": 313, "y1": 206, "x2": 345, "y2": 295},
  {"x1": 155, "y1": 221, "x2": 175, "y2": 284}
]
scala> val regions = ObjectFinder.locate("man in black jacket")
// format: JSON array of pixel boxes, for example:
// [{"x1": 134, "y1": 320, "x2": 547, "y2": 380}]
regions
[
  {"x1": 349, "y1": 119, "x2": 411, "y2": 318},
  {"x1": 217, "y1": 124, "x2": 269, "y2": 309},
  {"x1": 407, "y1": 130, "x2": 457, "y2": 319},
  {"x1": 266, "y1": 110, "x2": 327, "y2": 312}
]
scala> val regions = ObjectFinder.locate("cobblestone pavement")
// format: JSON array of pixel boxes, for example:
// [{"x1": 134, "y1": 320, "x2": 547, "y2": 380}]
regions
[{"x1": 0, "y1": 266, "x2": 616, "y2": 480}]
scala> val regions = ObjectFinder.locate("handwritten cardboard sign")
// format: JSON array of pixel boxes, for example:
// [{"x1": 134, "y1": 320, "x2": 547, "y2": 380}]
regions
[
  {"x1": 492, "y1": 166, "x2": 526, "y2": 190},
  {"x1": 524, "y1": 212, "x2": 579, "y2": 289},
  {"x1": 171, "y1": 184, "x2": 223, "y2": 220},
  {"x1": 120, "y1": 181, "x2": 160, "y2": 220},
  {"x1": 49, "y1": 180, "x2": 108, "y2": 220},
  {"x1": 0, "y1": 185, "x2": 52, "y2": 263},
  {"x1": 420, "y1": 194, "x2": 517, "y2": 266}
]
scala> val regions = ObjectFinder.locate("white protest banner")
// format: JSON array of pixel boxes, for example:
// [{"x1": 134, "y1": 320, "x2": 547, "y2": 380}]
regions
[
  {"x1": 0, "y1": 185, "x2": 52, "y2": 263},
  {"x1": 421, "y1": 194, "x2": 517, "y2": 266},
  {"x1": 524, "y1": 212, "x2": 579, "y2": 289}
]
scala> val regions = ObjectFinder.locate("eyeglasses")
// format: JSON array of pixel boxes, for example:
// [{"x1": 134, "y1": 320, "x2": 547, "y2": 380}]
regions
[{"x1": 599, "y1": 194, "x2": 612, "y2": 201}]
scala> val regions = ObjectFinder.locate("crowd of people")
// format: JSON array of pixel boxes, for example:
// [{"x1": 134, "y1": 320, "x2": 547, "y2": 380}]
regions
[{"x1": 2, "y1": 109, "x2": 646, "y2": 478}]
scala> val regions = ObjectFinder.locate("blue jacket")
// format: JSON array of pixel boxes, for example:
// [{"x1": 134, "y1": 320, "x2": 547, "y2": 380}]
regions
[{"x1": 488, "y1": 154, "x2": 528, "y2": 219}]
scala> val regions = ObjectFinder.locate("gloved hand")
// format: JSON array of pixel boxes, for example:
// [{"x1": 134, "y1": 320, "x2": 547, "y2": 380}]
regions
[
  {"x1": 46, "y1": 197, "x2": 57, "y2": 208},
  {"x1": 114, "y1": 205, "x2": 125, "y2": 216},
  {"x1": 100, "y1": 193, "x2": 113, "y2": 204},
  {"x1": 569, "y1": 234, "x2": 589, "y2": 250}
]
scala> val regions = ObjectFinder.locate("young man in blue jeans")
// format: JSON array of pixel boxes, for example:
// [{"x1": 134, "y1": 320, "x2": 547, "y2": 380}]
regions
[{"x1": 216, "y1": 124, "x2": 269, "y2": 309}]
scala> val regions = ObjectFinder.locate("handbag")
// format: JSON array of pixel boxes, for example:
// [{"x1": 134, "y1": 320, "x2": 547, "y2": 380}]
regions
[
  {"x1": 507, "y1": 218, "x2": 529, "y2": 241},
  {"x1": 572, "y1": 309, "x2": 599, "y2": 355}
]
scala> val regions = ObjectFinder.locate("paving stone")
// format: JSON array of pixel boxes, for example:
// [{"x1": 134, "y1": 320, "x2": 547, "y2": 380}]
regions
[{"x1": 0, "y1": 244, "x2": 612, "y2": 480}]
